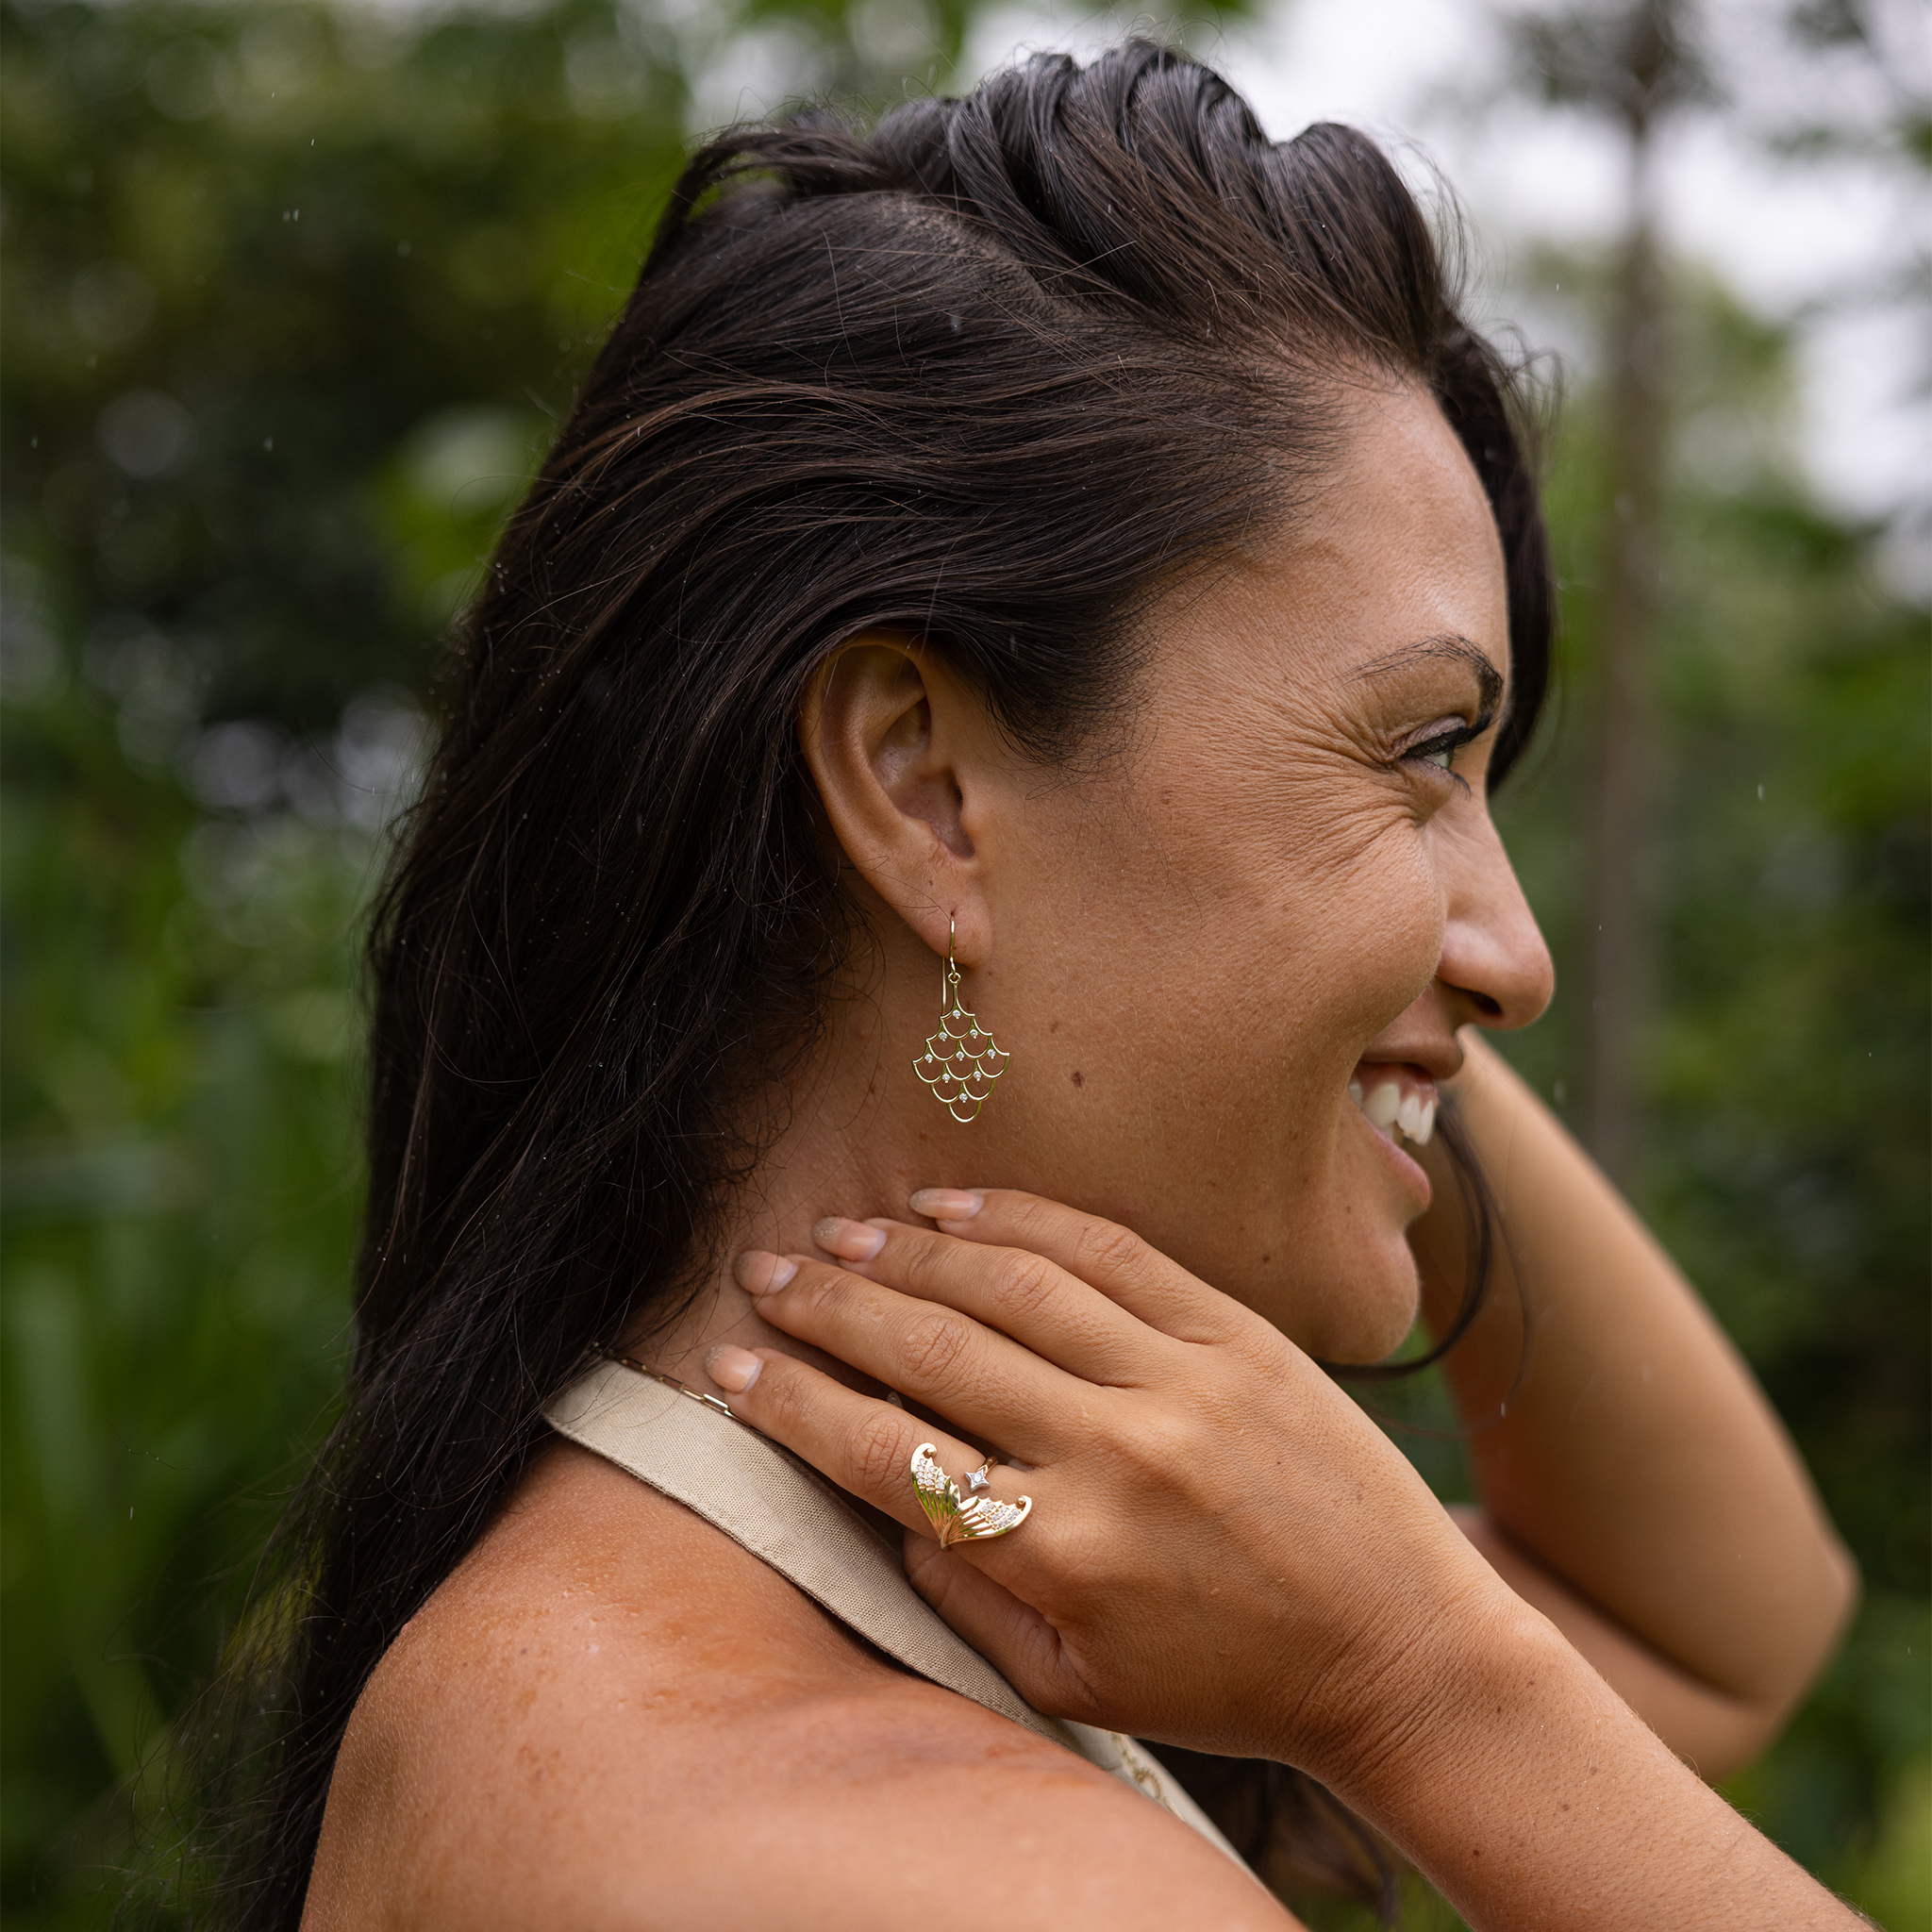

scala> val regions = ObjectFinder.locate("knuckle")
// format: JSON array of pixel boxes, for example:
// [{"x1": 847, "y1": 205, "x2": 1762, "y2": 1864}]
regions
[
  {"x1": 1004, "y1": 1192, "x2": 1058, "y2": 1244},
  {"x1": 1111, "y1": 1407, "x2": 1196, "y2": 1482},
  {"x1": 1073, "y1": 1217, "x2": 1145, "y2": 1281},
  {"x1": 795, "y1": 1267, "x2": 850, "y2": 1318},
  {"x1": 990, "y1": 1251, "x2": 1059, "y2": 1321},
  {"x1": 848, "y1": 1409, "x2": 910, "y2": 1495},
  {"x1": 754, "y1": 1357, "x2": 808, "y2": 1426},
  {"x1": 900, "y1": 1231, "x2": 957, "y2": 1299},
  {"x1": 902, "y1": 1309, "x2": 973, "y2": 1383}
]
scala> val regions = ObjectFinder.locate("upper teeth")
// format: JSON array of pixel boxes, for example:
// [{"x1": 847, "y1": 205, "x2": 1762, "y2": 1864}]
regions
[{"x1": 1352, "y1": 1077, "x2": 1435, "y2": 1147}]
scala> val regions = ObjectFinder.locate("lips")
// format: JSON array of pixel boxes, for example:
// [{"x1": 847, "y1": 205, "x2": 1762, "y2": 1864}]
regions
[{"x1": 1347, "y1": 1062, "x2": 1438, "y2": 1148}]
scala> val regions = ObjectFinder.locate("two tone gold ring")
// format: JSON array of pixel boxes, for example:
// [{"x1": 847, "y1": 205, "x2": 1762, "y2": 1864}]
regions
[{"x1": 909, "y1": 1442, "x2": 1032, "y2": 1545}]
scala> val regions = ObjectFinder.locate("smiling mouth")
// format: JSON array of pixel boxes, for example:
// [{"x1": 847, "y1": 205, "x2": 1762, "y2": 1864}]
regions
[{"x1": 1348, "y1": 1063, "x2": 1438, "y2": 1148}]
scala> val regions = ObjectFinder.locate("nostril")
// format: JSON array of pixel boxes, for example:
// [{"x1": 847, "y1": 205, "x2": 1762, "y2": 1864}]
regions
[{"x1": 1443, "y1": 979, "x2": 1504, "y2": 1018}]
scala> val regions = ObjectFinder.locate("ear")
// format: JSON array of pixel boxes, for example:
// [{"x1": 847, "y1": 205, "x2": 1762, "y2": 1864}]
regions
[{"x1": 798, "y1": 634, "x2": 993, "y2": 964}]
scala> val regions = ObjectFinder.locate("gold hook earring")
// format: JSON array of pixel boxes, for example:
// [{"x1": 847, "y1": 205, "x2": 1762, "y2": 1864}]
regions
[{"x1": 912, "y1": 916, "x2": 1010, "y2": 1124}]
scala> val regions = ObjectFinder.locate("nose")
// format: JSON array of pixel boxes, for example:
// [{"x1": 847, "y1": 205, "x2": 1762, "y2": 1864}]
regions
[{"x1": 1435, "y1": 809, "x2": 1554, "y2": 1032}]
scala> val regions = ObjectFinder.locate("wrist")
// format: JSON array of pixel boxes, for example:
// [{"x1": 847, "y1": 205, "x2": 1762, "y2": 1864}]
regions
[{"x1": 1304, "y1": 1576, "x2": 1581, "y2": 1818}]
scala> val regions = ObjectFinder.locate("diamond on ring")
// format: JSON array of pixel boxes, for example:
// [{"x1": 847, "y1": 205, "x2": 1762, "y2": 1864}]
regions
[{"x1": 909, "y1": 1442, "x2": 1031, "y2": 1546}]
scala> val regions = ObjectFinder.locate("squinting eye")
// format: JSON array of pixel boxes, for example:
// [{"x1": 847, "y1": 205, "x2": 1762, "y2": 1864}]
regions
[
  {"x1": 1405, "y1": 735, "x2": 1461, "y2": 774},
  {"x1": 1398, "y1": 713, "x2": 1492, "y2": 784}
]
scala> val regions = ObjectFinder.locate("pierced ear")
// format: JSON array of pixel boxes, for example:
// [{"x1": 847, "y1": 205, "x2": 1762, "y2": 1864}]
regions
[{"x1": 798, "y1": 634, "x2": 991, "y2": 963}]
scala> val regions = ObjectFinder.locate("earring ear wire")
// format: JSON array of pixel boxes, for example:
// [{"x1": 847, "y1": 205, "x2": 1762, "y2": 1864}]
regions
[{"x1": 911, "y1": 915, "x2": 1010, "y2": 1123}]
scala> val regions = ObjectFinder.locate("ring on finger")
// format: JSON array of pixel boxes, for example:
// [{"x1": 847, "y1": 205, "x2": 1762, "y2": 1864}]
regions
[{"x1": 909, "y1": 1442, "x2": 1032, "y2": 1546}]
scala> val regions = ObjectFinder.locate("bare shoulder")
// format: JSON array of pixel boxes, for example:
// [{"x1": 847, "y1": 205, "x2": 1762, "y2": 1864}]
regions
[{"x1": 304, "y1": 1440, "x2": 1286, "y2": 1932}]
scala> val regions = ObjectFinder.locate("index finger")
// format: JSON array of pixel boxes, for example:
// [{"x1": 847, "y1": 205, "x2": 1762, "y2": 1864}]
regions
[{"x1": 904, "y1": 1190, "x2": 1245, "y2": 1346}]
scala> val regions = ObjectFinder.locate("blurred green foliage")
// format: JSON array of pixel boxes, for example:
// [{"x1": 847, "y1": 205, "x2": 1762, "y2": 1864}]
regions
[
  {"x1": 1491, "y1": 260, "x2": 1930, "y2": 1927},
  {"x1": 0, "y1": 0, "x2": 702, "y2": 730},
  {"x1": 1, "y1": 0, "x2": 1925, "y2": 1925}
]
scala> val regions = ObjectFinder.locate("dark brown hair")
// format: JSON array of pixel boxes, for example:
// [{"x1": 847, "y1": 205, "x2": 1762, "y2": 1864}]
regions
[{"x1": 196, "y1": 41, "x2": 1551, "y2": 1927}]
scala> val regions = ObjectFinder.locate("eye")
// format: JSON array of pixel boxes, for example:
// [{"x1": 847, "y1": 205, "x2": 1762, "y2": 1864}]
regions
[{"x1": 1400, "y1": 721, "x2": 1483, "y2": 777}]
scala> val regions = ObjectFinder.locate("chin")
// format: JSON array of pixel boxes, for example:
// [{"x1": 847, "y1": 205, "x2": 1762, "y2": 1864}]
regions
[{"x1": 1279, "y1": 1236, "x2": 1422, "y2": 1366}]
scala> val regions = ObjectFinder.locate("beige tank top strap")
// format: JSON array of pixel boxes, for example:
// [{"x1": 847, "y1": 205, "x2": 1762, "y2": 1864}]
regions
[{"x1": 544, "y1": 1357, "x2": 1249, "y2": 1871}]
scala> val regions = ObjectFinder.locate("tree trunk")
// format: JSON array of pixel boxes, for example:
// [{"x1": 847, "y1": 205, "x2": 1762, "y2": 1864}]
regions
[{"x1": 1579, "y1": 118, "x2": 1669, "y2": 1189}]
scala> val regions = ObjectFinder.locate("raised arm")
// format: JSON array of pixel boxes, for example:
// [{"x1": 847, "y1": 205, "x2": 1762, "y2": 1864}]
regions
[{"x1": 1410, "y1": 1032, "x2": 1857, "y2": 1778}]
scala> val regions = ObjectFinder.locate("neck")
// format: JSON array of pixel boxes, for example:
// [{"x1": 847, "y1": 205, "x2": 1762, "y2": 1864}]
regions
[{"x1": 631, "y1": 986, "x2": 939, "y2": 1405}]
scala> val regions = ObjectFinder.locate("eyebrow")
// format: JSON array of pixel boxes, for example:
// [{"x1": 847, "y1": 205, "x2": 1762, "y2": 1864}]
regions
[{"x1": 1355, "y1": 634, "x2": 1507, "y2": 723}]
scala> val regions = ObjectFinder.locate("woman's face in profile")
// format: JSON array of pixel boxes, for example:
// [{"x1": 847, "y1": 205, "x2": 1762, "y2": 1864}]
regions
[{"x1": 968, "y1": 379, "x2": 1554, "y2": 1362}]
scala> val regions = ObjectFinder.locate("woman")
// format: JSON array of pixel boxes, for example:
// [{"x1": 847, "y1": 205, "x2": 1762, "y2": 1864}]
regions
[{"x1": 252, "y1": 42, "x2": 1860, "y2": 1930}]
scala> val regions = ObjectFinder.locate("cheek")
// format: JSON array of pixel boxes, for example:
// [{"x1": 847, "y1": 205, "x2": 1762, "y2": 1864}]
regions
[
  {"x1": 1012, "y1": 775, "x2": 1444, "y2": 1122},
  {"x1": 984, "y1": 773, "x2": 1442, "y2": 1356},
  {"x1": 1211, "y1": 814, "x2": 1442, "y2": 1358},
  {"x1": 1274, "y1": 808, "x2": 1446, "y2": 1058}
]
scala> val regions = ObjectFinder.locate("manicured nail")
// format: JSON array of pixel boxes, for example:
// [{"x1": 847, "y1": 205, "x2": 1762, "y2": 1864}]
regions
[
  {"x1": 705, "y1": 1345, "x2": 763, "y2": 1393},
  {"x1": 908, "y1": 1189, "x2": 983, "y2": 1222},
  {"x1": 812, "y1": 1217, "x2": 886, "y2": 1261},
  {"x1": 734, "y1": 1251, "x2": 798, "y2": 1294}
]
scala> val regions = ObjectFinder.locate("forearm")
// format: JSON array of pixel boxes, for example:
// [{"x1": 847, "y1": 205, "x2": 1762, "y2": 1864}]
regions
[
  {"x1": 1324, "y1": 1597, "x2": 1863, "y2": 1932},
  {"x1": 1410, "y1": 1035, "x2": 1856, "y2": 1722},
  {"x1": 1448, "y1": 1504, "x2": 1802, "y2": 1776}
]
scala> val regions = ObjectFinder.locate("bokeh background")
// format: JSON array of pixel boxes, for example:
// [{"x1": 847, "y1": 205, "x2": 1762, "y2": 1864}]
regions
[{"x1": 2, "y1": 0, "x2": 1925, "y2": 1924}]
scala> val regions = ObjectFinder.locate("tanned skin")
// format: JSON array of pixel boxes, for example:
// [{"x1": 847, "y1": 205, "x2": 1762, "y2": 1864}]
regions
[{"x1": 307, "y1": 381, "x2": 1857, "y2": 1931}]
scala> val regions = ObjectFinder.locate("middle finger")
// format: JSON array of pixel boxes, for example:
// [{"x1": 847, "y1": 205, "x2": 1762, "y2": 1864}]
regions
[{"x1": 807, "y1": 1216, "x2": 1172, "y2": 1386}]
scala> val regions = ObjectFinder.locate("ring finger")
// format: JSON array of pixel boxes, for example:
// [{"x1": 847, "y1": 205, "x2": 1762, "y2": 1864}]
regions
[{"x1": 708, "y1": 1342, "x2": 1043, "y2": 1550}]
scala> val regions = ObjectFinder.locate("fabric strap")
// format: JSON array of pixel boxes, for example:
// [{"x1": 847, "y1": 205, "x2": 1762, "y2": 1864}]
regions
[{"x1": 544, "y1": 1357, "x2": 1249, "y2": 1869}]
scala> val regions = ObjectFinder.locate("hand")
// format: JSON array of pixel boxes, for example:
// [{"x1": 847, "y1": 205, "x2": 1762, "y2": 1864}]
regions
[{"x1": 710, "y1": 1189, "x2": 1517, "y2": 1784}]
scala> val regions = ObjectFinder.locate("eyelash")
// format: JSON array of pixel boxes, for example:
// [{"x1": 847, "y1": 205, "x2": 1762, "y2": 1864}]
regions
[{"x1": 1400, "y1": 716, "x2": 1492, "y2": 783}]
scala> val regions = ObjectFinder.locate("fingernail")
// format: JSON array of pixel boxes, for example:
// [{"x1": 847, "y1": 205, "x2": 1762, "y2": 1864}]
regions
[
  {"x1": 811, "y1": 1217, "x2": 886, "y2": 1261},
  {"x1": 734, "y1": 1251, "x2": 798, "y2": 1294},
  {"x1": 908, "y1": 1189, "x2": 983, "y2": 1222},
  {"x1": 705, "y1": 1345, "x2": 762, "y2": 1393}
]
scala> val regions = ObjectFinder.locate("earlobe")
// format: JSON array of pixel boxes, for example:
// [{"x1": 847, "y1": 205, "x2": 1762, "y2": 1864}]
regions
[{"x1": 798, "y1": 634, "x2": 991, "y2": 962}]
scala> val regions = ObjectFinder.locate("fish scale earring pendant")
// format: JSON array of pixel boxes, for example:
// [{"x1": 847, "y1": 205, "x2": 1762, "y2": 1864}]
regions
[{"x1": 913, "y1": 917, "x2": 1010, "y2": 1124}]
